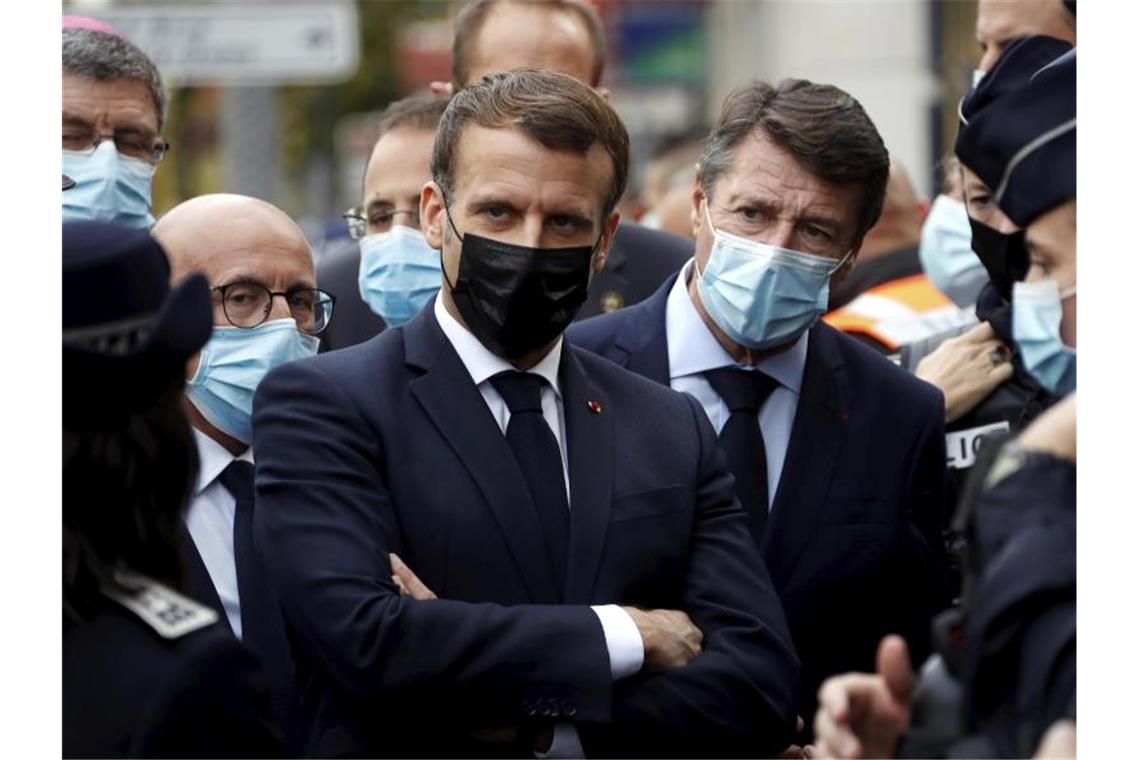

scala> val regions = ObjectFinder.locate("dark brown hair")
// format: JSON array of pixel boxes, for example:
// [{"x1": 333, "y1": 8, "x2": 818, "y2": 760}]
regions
[
  {"x1": 432, "y1": 68, "x2": 629, "y2": 217},
  {"x1": 698, "y1": 79, "x2": 890, "y2": 243},
  {"x1": 375, "y1": 91, "x2": 451, "y2": 140},
  {"x1": 451, "y1": 0, "x2": 606, "y2": 87}
]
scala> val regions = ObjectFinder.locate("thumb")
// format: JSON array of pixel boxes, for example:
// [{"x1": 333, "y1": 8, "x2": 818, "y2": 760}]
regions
[{"x1": 876, "y1": 635, "x2": 915, "y2": 703}]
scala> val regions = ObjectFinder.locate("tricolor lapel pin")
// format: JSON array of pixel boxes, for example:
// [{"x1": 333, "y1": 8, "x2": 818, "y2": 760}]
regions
[{"x1": 587, "y1": 400, "x2": 603, "y2": 414}]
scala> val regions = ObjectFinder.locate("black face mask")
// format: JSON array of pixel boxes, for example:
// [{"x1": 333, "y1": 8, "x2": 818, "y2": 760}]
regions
[
  {"x1": 968, "y1": 217, "x2": 1028, "y2": 302},
  {"x1": 443, "y1": 212, "x2": 597, "y2": 359}
]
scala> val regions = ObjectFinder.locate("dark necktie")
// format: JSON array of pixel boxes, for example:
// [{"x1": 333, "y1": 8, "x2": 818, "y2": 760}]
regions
[
  {"x1": 219, "y1": 460, "x2": 297, "y2": 732},
  {"x1": 703, "y1": 367, "x2": 779, "y2": 542},
  {"x1": 490, "y1": 371, "x2": 569, "y2": 595},
  {"x1": 219, "y1": 460, "x2": 261, "y2": 641}
]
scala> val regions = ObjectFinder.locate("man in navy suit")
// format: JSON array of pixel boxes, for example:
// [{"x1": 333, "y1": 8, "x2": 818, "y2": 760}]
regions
[
  {"x1": 252, "y1": 70, "x2": 799, "y2": 758},
  {"x1": 567, "y1": 78, "x2": 950, "y2": 735}
]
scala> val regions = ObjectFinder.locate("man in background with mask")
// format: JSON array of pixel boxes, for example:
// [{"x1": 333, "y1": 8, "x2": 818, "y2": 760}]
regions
[
  {"x1": 251, "y1": 69, "x2": 799, "y2": 758},
  {"x1": 568, "y1": 78, "x2": 949, "y2": 739},
  {"x1": 438, "y1": 0, "x2": 693, "y2": 318},
  {"x1": 63, "y1": 23, "x2": 167, "y2": 228},
  {"x1": 152, "y1": 193, "x2": 334, "y2": 752},
  {"x1": 318, "y1": 93, "x2": 449, "y2": 352},
  {"x1": 824, "y1": 158, "x2": 977, "y2": 353}
]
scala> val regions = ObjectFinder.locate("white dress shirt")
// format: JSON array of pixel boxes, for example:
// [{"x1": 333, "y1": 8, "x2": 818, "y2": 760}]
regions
[
  {"x1": 435, "y1": 296, "x2": 643, "y2": 757},
  {"x1": 664, "y1": 261, "x2": 808, "y2": 509},
  {"x1": 184, "y1": 427, "x2": 253, "y2": 638}
]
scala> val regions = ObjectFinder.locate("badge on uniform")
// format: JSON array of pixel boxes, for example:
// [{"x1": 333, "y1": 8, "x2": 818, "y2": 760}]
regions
[
  {"x1": 103, "y1": 570, "x2": 219, "y2": 639},
  {"x1": 945, "y1": 421, "x2": 1010, "y2": 470},
  {"x1": 599, "y1": 291, "x2": 624, "y2": 313}
]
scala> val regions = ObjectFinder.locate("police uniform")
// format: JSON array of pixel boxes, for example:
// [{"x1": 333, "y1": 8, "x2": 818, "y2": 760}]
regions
[
  {"x1": 64, "y1": 573, "x2": 283, "y2": 758},
  {"x1": 898, "y1": 38, "x2": 1076, "y2": 759},
  {"x1": 891, "y1": 35, "x2": 1074, "y2": 595},
  {"x1": 899, "y1": 283, "x2": 1057, "y2": 580}
]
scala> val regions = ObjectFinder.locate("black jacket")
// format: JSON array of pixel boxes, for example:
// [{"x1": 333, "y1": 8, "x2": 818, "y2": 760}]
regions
[{"x1": 63, "y1": 579, "x2": 283, "y2": 758}]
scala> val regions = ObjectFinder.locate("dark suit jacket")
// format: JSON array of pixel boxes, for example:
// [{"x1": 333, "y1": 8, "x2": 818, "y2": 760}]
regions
[
  {"x1": 251, "y1": 300, "x2": 800, "y2": 758},
  {"x1": 566, "y1": 274, "x2": 950, "y2": 727},
  {"x1": 579, "y1": 222, "x2": 693, "y2": 319},
  {"x1": 314, "y1": 223, "x2": 691, "y2": 353},
  {"x1": 64, "y1": 592, "x2": 283, "y2": 758}
]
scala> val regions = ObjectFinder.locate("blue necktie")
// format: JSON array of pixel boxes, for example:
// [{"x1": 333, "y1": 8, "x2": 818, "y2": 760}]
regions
[
  {"x1": 490, "y1": 371, "x2": 569, "y2": 595},
  {"x1": 703, "y1": 367, "x2": 779, "y2": 542}
]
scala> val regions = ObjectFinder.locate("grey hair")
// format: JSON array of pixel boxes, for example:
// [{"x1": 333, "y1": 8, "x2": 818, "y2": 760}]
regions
[{"x1": 63, "y1": 28, "x2": 167, "y2": 130}]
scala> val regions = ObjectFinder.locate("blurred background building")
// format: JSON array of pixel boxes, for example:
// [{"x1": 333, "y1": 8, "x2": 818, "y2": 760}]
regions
[{"x1": 64, "y1": 0, "x2": 983, "y2": 255}]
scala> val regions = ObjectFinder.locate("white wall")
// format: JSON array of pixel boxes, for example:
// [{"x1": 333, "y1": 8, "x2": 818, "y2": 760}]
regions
[{"x1": 707, "y1": 0, "x2": 940, "y2": 195}]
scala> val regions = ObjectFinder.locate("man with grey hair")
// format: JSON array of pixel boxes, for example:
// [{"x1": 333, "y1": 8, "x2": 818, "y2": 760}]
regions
[
  {"x1": 569, "y1": 78, "x2": 950, "y2": 739},
  {"x1": 63, "y1": 24, "x2": 168, "y2": 228}
]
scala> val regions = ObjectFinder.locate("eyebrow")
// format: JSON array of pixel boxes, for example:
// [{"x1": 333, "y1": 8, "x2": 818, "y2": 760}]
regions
[
  {"x1": 733, "y1": 197, "x2": 842, "y2": 230},
  {"x1": 61, "y1": 113, "x2": 156, "y2": 140}
]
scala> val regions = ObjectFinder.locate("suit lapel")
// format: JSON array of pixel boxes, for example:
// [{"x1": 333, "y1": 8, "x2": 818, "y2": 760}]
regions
[
  {"x1": 560, "y1": 347, "x2": 615, "y2": 603},
  {"x1": 404, "y1": 304, "x2": 561, "y2": 603},
  {"x1": 612, "y1": 274, "x2": 675, "y2": 384},
  {"x1": 761, "y1": 324, "x2": 850, "y2": 588}
]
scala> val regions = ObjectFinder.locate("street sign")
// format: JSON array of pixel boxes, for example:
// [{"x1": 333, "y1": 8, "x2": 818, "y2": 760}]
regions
[{"x1": 79, "y1": 2, "x2": 360, "y2": 85}]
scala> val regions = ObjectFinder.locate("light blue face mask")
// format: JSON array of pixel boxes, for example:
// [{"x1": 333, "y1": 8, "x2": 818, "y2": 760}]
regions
[
  {"x1": 696, "y1": 202, "x2": 850, "y2": 350},
  {"x1": 919, "y1": 195, "x2": 989, "y2": 308},
  {"x1": 357, "y1": 226, "x2": 442, "y2": 326},
  {"x1": 63, "y1": 140, "x2": 156, "y2": 229},
  {"x1": 186, "y1": 318, "x2": 320, "y2": 445},
  {"x1": 1012, "y1": 279, "x2": 1076, "y2": 396}
]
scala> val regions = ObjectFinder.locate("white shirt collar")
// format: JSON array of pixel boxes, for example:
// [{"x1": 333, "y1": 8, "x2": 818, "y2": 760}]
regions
[
  {"x1": 665, "y1": 260, "x2": 808, "y2": 394},
  {"x1": 192, "y1": 427, "x2": 254, "y2": 495},
  {"x1": 433, "y1": 294, "x2": 563, "y2": 397}
]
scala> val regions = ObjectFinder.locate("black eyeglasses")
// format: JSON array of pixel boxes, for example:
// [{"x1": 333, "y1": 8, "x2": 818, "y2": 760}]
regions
[{"x1": 212, "y1": 281, "x2": 336, "y2": 335}]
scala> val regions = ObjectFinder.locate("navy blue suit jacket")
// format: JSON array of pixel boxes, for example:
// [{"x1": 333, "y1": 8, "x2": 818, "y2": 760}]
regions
[
  {"x1": 567, "y1": 274, "x2": 950, "y2": 726},
  {"x1": 251, "y1": 299, "x2": 800, "y2": 757}
]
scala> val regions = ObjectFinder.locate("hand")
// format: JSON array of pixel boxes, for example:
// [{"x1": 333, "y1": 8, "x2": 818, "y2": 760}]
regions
[
  {"x1": 915, "y1": 322, "x2": 1015, "y2": 423},
  {"x1": 621, "y1": 607, "x2": 703, "y2": 671},
  {"x1": 814, "y1": 635, "x2": 914, "y2": 759},
  {"x1": 1033, "y1": 719, "x2": 1075, "y2": 759},
  {"x1": 777, "y1": 716, "x2": 813, "y2": 759},
  {"x1": 389, "y1": 553, "x2": 437, "y2": 600},
  {"x1": 1018, "y1": 393, "x2": 1076, "y2": 462}
]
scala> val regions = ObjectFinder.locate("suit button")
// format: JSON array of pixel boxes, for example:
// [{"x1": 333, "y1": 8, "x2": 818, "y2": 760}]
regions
[
  {"x1": 522, "y1": 697, "x2": 538, "y2": 717},
  {"x1": 538, "y1": 698, "x2": 556, "y2": 717},
  {"x1": 561, "y1": 699, "x2": 578, "y2": 717}
]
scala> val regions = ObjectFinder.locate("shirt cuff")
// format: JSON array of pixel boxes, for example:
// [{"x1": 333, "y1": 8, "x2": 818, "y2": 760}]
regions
[
  {"x1": 535, "y1": 724, "x2": 586, "y2": 758},
  {"x1": 591, "y1": 604, "x2": 644, "y2": 680}
]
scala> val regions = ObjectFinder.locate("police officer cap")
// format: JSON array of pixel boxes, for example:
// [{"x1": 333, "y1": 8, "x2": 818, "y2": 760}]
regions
[
  {"x1": 63, "y1": 220, "x2": 213, "y2": 425},
  {"x1": 955, "y1": 40, "x2": 1076, "y2": 227},
  {"x1": 955, "y1": 35, "x2": 1072, "y2": 176}
]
